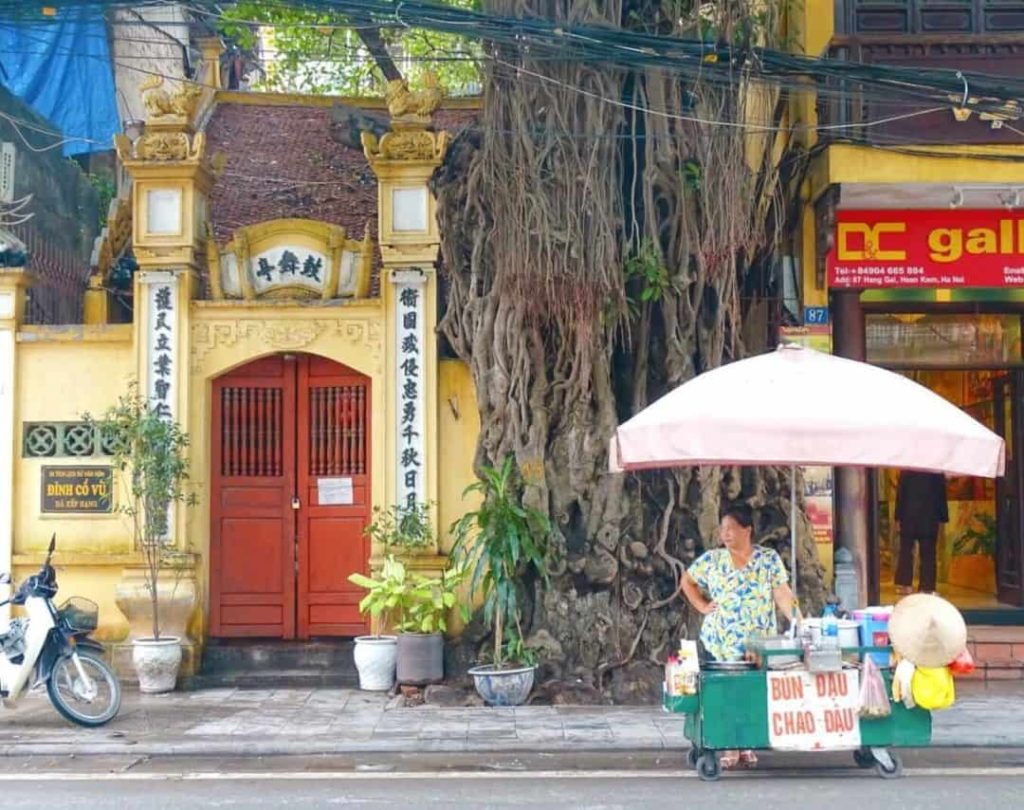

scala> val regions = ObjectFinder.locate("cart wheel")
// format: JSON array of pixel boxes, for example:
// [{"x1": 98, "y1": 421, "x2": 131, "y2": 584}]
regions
[
  {"x1": 697, "y1": 751, "x2": 722, "y2": 782},
  {"x1": 687, "y1": 747, "x2": 699, "y2": 768},
  {"x1": 853, "y1": 748, "x2": 875, "y2": 769},
  {"x1": 875, "y1": 751, "x2": 903, "y2": 780}
]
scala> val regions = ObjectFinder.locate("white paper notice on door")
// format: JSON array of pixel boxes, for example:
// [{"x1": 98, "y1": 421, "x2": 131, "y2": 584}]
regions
[{"x1": 318, "y1": 477, "x2": 353, "y2": 505}]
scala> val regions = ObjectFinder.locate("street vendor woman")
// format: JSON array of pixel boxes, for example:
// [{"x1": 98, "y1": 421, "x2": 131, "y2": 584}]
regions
[{"x1": 679, "y1": 503, "x2": 799, "y2": 769}]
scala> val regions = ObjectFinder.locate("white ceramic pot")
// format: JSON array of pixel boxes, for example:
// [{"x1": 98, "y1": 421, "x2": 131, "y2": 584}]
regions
[
  {"x1": 353, "y1": 635, "x2": 397, "y2": 691},
  {"x1": 132, "y1": 637, "x2": 182, "y2": 694}
]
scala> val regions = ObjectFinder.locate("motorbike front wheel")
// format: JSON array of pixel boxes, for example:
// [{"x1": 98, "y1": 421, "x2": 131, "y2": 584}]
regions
[{"x1": 47, "y1": 649, "x2": 121, "y2": 727}]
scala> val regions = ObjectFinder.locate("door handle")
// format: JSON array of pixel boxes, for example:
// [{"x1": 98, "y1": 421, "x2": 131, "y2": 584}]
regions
[{"x1": 291, "y1": 497, "x2": 300, "y2": 510}]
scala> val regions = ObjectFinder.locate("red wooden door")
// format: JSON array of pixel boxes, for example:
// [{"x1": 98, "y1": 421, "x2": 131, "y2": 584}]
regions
[
  {"x1": 210, "y1": 354, "x2": 371, "y2": 639},
  {"x1": 297, "y1": 356, "x2": 372, "y2": 636}
]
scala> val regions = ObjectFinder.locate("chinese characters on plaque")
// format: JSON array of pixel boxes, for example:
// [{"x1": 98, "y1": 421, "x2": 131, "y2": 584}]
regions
[
  {"x1": 143, "y1": 273, "x2": 178, "y2": 540},
  {"x1": 395, "y1": 272, "x2": 426, "y2": 510},
  {"x1": 253, "y1": 247, "x2": 328, "y2": 291},
  {"x1": 147, "y1": 277, "x2": 177, "y2": 423}
]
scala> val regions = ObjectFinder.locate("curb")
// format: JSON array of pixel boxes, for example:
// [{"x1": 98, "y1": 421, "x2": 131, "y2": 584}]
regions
[
  {"x1": 1, "y1": 737, "x2": 1023, "y2": 757},
  {"x1": 0, "y1": 739, "x2": 677, "y2": 757}
]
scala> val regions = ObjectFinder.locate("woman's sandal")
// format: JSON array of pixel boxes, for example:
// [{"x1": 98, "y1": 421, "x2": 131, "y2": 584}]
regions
[
  {"x1": 739, "y1": 750, "x2": 759, "y2": 768},
  {"x1": 720, "y1": 750, "x2": 740, "y2": 769}
]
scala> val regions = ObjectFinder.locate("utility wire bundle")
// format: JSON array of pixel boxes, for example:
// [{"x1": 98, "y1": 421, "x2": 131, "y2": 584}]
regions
[{"x1": 2, "y1": 1, "x2": 1022, "y2": 124}]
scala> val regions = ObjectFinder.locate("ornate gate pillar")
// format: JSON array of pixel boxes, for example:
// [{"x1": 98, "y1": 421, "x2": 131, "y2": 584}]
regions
[
  {"x1": 110, "y1": 74, "x2": 221, "y2": 671},
  {"x1": 362, "y1": 79, "x2": 450, "y2": 572}
]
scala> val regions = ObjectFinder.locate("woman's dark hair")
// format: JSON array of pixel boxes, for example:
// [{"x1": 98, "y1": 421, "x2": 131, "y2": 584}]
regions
[{"x1": 720, "y1": 503, "x2": 754, "y2": 530}]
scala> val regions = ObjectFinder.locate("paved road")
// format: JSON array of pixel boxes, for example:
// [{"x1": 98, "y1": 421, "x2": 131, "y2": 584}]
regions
[
  {"x1": 1, "y1": 751, "x2": 1023, "y2": 809},
  {"x1": 0, "y1": 771, "x2": 1020, "y2": 809}
]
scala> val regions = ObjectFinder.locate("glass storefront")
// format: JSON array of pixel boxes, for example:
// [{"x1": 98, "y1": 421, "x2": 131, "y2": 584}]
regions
[{"x1": 866, "y1": 313, "x2": 1024, "y2": 611}]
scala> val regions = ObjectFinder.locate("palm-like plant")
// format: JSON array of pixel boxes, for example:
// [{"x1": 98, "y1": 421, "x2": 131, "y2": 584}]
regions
[{"x1": 451, "y1": 456, "x2": 550, "y2": 669}]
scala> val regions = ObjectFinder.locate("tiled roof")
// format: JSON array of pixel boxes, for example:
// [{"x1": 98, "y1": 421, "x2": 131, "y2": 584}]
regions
[
  {"x1": 204, "y1": 102, "x2": 476, "y2": 296},
  {"x1": 206, "y1": 103, "x2": 377, "y2": 245}
]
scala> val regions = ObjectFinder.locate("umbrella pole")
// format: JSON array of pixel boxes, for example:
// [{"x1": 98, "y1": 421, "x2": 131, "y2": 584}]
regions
[{"x1": 790, "y1": 465, "x2": 798, "y2": 616}]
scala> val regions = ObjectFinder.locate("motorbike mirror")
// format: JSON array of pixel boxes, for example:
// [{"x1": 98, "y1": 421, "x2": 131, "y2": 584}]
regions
[
  {"x1": 48, "y1": 533, "x2": 56, "y2": 554},
  {"x1": 0, "y1": 573, "x2": 9, "y2": 585}
]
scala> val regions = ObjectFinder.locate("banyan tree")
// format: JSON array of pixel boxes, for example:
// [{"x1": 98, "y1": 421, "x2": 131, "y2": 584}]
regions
[{"x1": 431, "y1": 0, "x2": 826, "y2": 699}]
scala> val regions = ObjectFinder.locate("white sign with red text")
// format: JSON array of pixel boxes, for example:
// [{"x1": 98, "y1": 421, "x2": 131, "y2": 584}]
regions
[{"x1": 767, "y1": 670, "x2": 861, "y2": 751}]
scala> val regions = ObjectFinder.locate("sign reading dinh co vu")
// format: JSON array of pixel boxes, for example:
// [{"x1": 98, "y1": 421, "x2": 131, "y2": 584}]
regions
[
  {"x1": 828, "y1": 209, "x2": 1024, "y2": 289},
  {"x1": 766, "y1": 670, "x2": 861, "y2": 751},
  {"x1": 41, "y1": 466, "x2": 113, "y2": 514}
]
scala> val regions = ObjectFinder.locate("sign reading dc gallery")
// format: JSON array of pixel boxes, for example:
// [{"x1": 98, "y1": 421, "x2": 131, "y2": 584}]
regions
[{"x1": 828, "y1": 209, "x2": 1024, "y2": 289}]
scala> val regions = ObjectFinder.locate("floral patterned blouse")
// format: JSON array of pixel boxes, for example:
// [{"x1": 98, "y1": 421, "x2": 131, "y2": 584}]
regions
[{"x1": 687, "y1": 545, "x2": 789, "y2": 662}]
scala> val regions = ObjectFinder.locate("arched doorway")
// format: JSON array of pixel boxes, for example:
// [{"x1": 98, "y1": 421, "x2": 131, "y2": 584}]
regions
[{"x1": 209, "y1": 353, "x2": 371, "y2": 639}]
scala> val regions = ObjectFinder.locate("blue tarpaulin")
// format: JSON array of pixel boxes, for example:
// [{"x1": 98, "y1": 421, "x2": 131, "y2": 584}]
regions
[{"x1": 0, "y1": 7, "x2": 119, "y2": 156}]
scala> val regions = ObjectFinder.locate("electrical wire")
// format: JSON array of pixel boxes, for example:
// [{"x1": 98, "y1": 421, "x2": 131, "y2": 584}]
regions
[
  {"x1": 7, "y1": 2, "x2": 1021, "y2": 118},
  {"x1": 4, "y1": 2, "x2": 1024, "y2": 159}
]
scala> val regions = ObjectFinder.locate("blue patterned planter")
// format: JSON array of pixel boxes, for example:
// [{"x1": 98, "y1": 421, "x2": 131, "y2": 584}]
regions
[{"x1": 468, "y1": 664, "x2": 537, "y2": 707}]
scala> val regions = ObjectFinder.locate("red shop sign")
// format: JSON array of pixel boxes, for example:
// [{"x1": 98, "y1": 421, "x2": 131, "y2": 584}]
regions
[{"x1": 827, "y1": 209, "x2": 1024, "y2": 289}]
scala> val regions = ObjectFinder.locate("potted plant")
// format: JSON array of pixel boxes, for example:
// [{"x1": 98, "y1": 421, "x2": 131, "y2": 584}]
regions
[
  {"x1": 347, "y1": 556, "x2": 407, "y2": 691},
  {"x1": 451, "y1": 456, "x2": 550, "y2": 706},
  {"x1": 355, "y1": 502, "x2": 465, "y2": 686},
  {"x1": 88, "y1": 386, "x2": 196, "y2": 693},
  {"x1": 364, "y1": 501, "x2": 435, "y2": 554},
  {"x1": 394, "y1": 565, "x2": 467, "y2": 685}
]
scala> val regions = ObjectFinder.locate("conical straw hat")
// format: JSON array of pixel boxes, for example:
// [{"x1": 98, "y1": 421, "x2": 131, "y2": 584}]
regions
[{"x1": 889, "y1": 594, "x2": 967, "y2": 668}]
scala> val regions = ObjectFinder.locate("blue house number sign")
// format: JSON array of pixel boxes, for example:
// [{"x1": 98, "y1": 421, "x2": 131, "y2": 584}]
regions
[{"x1": 804, "y1": 307, "x2": 829, "y2": 325}]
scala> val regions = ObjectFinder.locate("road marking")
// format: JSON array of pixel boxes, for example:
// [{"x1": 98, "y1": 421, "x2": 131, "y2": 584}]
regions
[{"x1": 0, "y1": 767, "x2": 1021, "y2": 782}]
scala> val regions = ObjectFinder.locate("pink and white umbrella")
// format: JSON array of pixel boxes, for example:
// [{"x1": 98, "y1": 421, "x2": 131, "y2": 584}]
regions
[{"x1": 609, "y1": 343, "x2": 1005, "y2": 594}]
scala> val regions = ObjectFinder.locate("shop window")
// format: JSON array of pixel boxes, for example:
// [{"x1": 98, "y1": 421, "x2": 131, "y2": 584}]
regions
[{"x1": 867, "y1": 313, "x2": 1024, "y2": 367}]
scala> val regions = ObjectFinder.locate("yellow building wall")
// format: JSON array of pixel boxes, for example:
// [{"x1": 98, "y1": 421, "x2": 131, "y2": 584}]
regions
[
  {"x1": 437, "y1": 358, "x2": 483, "y2": 630},
  {"x1": 12, "y1": 325, "x2": 137, "y2": 643},
  {"x1": 7, "y1": 312, "x2": 479, "y2": 649},
  {"x1": 437, "y1": 358, "x2": 482, "y2": 552}
]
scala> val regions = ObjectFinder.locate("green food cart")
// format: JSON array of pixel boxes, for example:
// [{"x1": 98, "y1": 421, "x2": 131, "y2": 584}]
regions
[{"x1": 662, "y1": 647, "x2": 932, "y2": 781}]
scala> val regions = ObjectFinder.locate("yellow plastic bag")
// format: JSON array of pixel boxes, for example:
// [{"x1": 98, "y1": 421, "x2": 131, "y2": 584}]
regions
[{"x1": 911, "y1": 666, "x2": 956, "y2": 711}]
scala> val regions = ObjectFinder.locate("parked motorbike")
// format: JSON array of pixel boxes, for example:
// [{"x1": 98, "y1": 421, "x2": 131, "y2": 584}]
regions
[{"x1": 0, "y1": 534, "x2": 121, "y2": 726}]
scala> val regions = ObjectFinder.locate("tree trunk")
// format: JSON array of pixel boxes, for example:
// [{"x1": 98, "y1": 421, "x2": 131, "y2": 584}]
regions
[{"x1": 433, "y1": 0, "x2": 825, "y2": 700}]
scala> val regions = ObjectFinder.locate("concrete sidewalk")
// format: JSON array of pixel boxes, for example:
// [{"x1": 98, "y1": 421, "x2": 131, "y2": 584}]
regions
[{"x1": 1, "y1": 683, "x2": 1023, "y2": 757}]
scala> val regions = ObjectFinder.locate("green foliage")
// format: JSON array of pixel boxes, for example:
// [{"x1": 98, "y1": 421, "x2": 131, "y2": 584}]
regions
[
  {"x1": 624, "y1": 239, "x2": 677, "y2": 318},
  {"x1": 348, "y1": 555, "x2": 469, "y2": 635},
  {"x1": 402, "y1": 566, "x2": 469, "y2": 634},
  {"x1": 217, "y1": 1, "x2": 482, "y2": 96},
  {"x1": 347, "y1": 555, "x2": 412, "y2": 636},
  {"x1": 450, "y1": 456, "x2": 550, "y2": 669},
  {"x1": 365, "y1": 501, "x2": 435, "y2": 553},
  {"x1": 84, "y1": 171, "x2": 116, "y2": 231},
  {"x1": 84, "y1": 383, "x2": 196, "y2": 640},
  {"x1": 953, "y1": 512, "x2": 997, "y2": 557}
]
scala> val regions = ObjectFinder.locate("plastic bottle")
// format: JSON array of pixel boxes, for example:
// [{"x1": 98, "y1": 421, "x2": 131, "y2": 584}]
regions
[{"x1": 821, "y1": 602, "x2": 839, "y2": 650}]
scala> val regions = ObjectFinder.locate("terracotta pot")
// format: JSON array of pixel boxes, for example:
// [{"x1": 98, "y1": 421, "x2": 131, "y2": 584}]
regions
[{"x1": 131, "y1": 637, "x2": 182, "y2": 694}]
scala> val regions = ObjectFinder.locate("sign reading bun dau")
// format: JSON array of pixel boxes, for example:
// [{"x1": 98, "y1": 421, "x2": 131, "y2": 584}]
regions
[
  {"x1": 766, "y1": 670, "x2": 861, "y2": 751},
  {"x1": 828, "y1": 209, "x2": 1024, "y2": 289}
]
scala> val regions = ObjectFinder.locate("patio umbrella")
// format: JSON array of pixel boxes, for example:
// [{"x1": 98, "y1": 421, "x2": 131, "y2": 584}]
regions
[{"x1": 609, "y1": 344, "x2": 1005, "y2": 597}]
